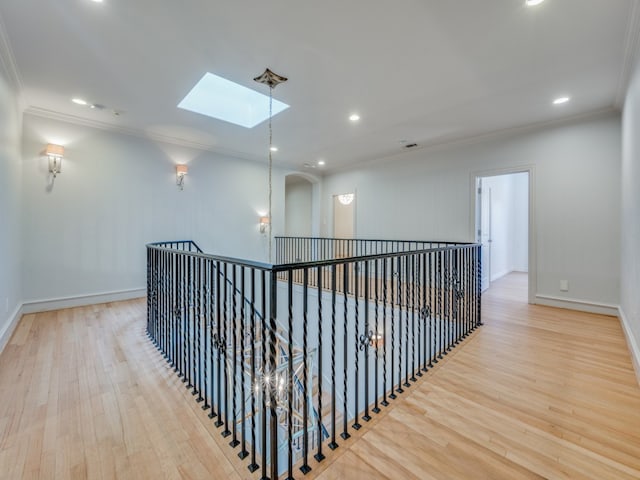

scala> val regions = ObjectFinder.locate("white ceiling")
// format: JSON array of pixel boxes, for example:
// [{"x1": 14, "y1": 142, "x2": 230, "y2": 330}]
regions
[{"x1": 0, "y1": 0, "x2": 637, "y2": 172}]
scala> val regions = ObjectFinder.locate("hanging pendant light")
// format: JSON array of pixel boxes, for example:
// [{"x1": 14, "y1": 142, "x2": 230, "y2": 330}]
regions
[{"x1": 254, "y1": 68, "x2": 288, "y2": 262}]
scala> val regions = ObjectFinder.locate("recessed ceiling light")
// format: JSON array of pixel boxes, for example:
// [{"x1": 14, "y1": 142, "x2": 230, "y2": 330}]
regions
[
  {"x1": 525, "y1": 0, "x2": 545, "y2": 6},
  {"x1": 349, "y1": 113, "x2": 360, "y2": 122},
  {"x1": 91, "y1": 0, "x2": 104, "y2": 3},
  {"x1": 553, "y1": 96, "x2": 570, "y2": 105},
  {"x1": 178, "y1": 72, "x2": 289, "y2": 128},
  {"x1": 318, "y1": 160, "x2": 326, "y2": 166},
  {"x1": 72, "y1": 98, "x2": 87, "y2": 105},
  {"x1": 270, "y1": 146, "x2": 278, "y2": 152}
]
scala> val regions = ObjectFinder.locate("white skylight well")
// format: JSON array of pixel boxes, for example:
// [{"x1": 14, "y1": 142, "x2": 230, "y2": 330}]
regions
[{"x1": 178, "y1": 73, "x2": 289, "y2": 128}]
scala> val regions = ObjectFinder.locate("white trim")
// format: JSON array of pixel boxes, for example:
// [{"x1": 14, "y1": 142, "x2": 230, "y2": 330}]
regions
[
  {"x1": 618, "y1": 307, "x2": 640, "y2": 386},
  {"x1": 535, "y1": 295, "x2": 618, "y2": 317},
  {"x1": 0, "y1": 304, "x2": 23, "y2": 355},
  {"x1": 22, "y1": 288, "x2": 146, "y2": 314},
  {"x1": 332, "y1": 108, "x2": 617, "y2": 175}
]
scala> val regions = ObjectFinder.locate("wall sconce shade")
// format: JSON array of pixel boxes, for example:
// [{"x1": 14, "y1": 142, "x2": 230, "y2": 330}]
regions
[
  {"x1": 176, "y1": 164, "x2": 188, "y2": 190},
  {"x1": 260, "y1": 216, "x2": 270, "y2": 233},
  {"x1": 46, "y1": 143, "x2": 65, "y2": 178}
]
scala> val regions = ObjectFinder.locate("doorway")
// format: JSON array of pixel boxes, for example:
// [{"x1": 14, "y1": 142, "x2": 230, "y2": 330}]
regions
[
  {"x1": 475, "y1": 171, "x2": 531, "y2": 302},
  {"x1": 285, "y1": 175, "x2": 313, "y2": 237}
]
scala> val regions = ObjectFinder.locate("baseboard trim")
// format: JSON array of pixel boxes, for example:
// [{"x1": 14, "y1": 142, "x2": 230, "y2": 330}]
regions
[
  {"x1": 22, "y1": 288, "x2": 146, "y2": 314},
  {"x1": 0, "y1": 304, "x2": 23, "y2": 355},
  {"x1": 618, "y1": 307, "x2": 640, "y2": 386},
  {"x1": 535, "y1": 295, "x2": 619, "y2": 317}
]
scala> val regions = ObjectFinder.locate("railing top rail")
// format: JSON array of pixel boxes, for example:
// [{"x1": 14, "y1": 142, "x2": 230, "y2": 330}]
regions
[
  {"x1": 271, "y1": 243, "x2": 480, "y2": 272},
  {"x1": 274, "y1": 236, "x2": 470, "y2": 245},
  {"x1": 147, "y1": 239, "x2": 480, "y2": 271},
  {"x1": 146, "y1": 242, "x2": 273, "y2": 271}
]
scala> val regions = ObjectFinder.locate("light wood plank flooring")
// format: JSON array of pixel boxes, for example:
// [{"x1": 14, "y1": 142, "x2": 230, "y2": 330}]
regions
[{"x1": 1, "y1": 273, "x2": 639, "y2": 479}]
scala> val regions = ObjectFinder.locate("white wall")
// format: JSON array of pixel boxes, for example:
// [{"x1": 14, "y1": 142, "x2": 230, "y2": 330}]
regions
[
  {"x1": 21, "y1": 114, "x2": 287, "y2": 304},
  {"x1": 621, "y1": 56, "x2": 640, "y2": 378},
  {"x1": 285, "y1": 176, "x2": 312, "y2": 237},
  {"x1": 0, "y1": 68, "x2": 22, "y2": 345},
  {"x1": 482, "y1": 172, "x2": 528, "y2": 281},
  {"x1": 322, "y1": 114, "x2": 621, "y2": 309}
]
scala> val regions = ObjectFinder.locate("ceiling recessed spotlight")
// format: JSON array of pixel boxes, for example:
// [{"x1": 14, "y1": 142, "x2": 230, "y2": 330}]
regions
[
  {"x1": 270, "y1": 146, "x2": 278, "y2": 152},
  {"x1": 553, "y1": 96, "x2": 570, "y2": 105},
  {"x1": 318, "y1": 160, "x2": 326, "y2": 166},
  {"x1": 525, "y1": 0, "x2": 545, "y2": 6},
  {"x1": 91, "y1": 0, "x2": 104, "y2": 3},
  {"x1": 349, "y1": 113, "x2": 360, "y2": 122},
  {"x1": 72, "y1": 98, "x2": 87, "y2": 105}
]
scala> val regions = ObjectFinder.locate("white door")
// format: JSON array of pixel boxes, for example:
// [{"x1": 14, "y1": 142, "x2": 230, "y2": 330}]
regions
[{"x1": 476, "y1": 179, "x2": 492, "y2": 292}]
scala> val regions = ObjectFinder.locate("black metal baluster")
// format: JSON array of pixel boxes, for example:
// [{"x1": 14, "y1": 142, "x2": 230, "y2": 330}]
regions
[
  {"x1": 209, "y1": 261, "x2": 218, "y2": 420},
  {"x1": 477, "y1": 245, "x2": 483, "y2": 327},
  {"x1": 353, "y1": 262, "x2": 362, "y2": 431},
  {"x1": 411, "y1": 255, "x2": 418, "y2": 382},
  {"x1": 341, "y1": 263, "x2": 350, "y2": 440},
  {"x1": 268, "y1": 271, "x2": 279, "y2": 480},
  {"x1": 230, "y1": 265, "x2": 240, "y2": 447},
  {"x1": 437, "y1": 250, "x2": 443, "y2": 362},
  {"x1": 389, "y1": 257, "x2": 397, "y2": 400},
  {"x1": 421, "y1": 253, "x2": 428, "y2": 372},
  {"x1": 239, "y1": 267, "x2": 249, "y2": 459},
  {"x1": 362, "y1": 260, "x2": 372, "y2": 422},
  {"x1": 187, "y1": 255, "x2": 194, "y2": 389},
  {"x1": 286, "y1": 273, "x2": 294, "y2": 480},
  {"x1": 181, "y1": 255, "x2": 188, "y2": 380},
  {"x1": 202, "y1": 260, "x2": 211, "y2": 411},
  {"x1": 215, "y1": 261, "x2": 224, "y2": 428},
  {"x1": 196, "y1": 257, "x2": 204, "y2": 400},
  {"x1": 301, "y1": 267, "x2": 311, "y2": 474},
  {"x1": 428, "y1": 251, "x2": 434, "y2": 369},
  {"x1": 373, "y1": 259, "x2": 381, "y2": 413},
  {"x1": 315, "y1": 265, "x2": 326, "y2": 462},
  {"x1": 397, "y1": 256, "x2": 405, "y2": 394},
  {"x1": 328, "y1": 265, "x2": 339, "y2": 451},
  {"x1": 381, "y1": 258, "x2": 389, "y2": 407},
  {"x1": 248, "y1": 268, "x2": 259, "y2": 473},
  {"x1": 404, "y1": 255, "x2": 412, "y2": 387},
  {"x1": 222, "y1": 263, "x2": 231, "y2": 438},
  {"x1": 260, "y1": 270, "x2": 268, "y2": 480}
]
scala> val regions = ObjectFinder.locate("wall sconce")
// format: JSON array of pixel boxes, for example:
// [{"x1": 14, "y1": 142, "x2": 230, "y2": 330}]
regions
[
  {"x1": 46, "y1": 144, "x2": 64, "y2": 178},
  {"x1": 176, "y1": 164, "x2": 188, "y2": 190},
  {"x1": 338, "y1": 193, "x2": 354, "y2": 205},
  {"x1": 260, "y1": 216, "x2": 270, "y2": 234}
]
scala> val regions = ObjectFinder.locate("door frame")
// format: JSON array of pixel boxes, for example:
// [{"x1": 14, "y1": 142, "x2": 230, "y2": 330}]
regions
[{"x1": 469, "y1": 166, "x2": 536, "y2": 304}]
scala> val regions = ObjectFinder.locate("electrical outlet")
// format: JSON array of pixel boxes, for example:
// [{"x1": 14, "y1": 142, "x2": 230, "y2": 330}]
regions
[{"x1": 560, "y1": 280, "x2": 569, "y2": 292}]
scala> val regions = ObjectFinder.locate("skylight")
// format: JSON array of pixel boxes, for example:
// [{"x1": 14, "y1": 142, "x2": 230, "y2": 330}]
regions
[{"x1": 178, "y1": 73, "x2": 289, "y2": 128}]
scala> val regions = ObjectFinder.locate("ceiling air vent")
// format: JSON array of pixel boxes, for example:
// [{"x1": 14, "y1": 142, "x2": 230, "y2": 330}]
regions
[{"x1": 405, "y1": 143, "x2": 418, "y2": 149}]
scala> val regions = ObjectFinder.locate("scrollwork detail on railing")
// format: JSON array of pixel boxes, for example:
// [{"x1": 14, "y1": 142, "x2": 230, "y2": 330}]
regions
[
  {"x1": 359, "y1": 330, "x2": 374, "y2": 352},
  {"x1": 213, "y1": 333, "x2": 226, "y2": 354}
]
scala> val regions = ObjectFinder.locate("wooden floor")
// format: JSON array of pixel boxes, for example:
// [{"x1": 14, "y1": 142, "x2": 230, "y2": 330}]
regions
[{"x1": 1, "y1": 272, "x2": 639, "y2": 479}]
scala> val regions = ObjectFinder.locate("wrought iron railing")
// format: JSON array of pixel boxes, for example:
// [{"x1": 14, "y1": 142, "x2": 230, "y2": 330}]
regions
[{"x1": 146, "y1": 238, "x2": 481, "y2": 479}]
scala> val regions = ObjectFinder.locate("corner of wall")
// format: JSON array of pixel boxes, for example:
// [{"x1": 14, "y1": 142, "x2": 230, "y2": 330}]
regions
[{"x1": 619, "y1": 307, "x2": 640, "y2": 386}]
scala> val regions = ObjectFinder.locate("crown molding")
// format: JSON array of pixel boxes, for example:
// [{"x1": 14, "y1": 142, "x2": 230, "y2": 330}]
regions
[
  {"x1": 614, "y1": 0, "x2": 640, "y2": 108},
  {"x1": 330, "y1": 107, "x2": 619, "y2": 175},
  {"x1": 23, "y1": 105, "x2": 267, "y2": 164},
  {"x1": 0, "y1": 10, "x2": 22, "y2": 94}
]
